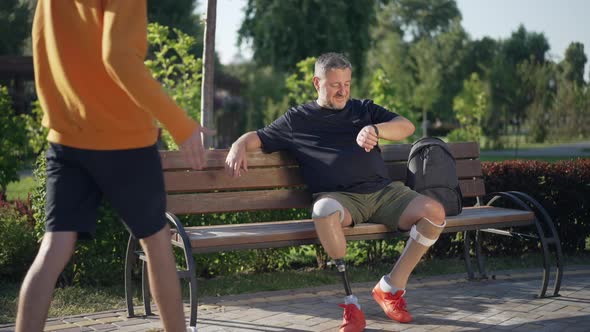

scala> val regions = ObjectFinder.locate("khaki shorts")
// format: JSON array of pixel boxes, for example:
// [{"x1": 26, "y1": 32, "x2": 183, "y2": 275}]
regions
[{"x1": 312, "y1": 181, "x2": 420, "y2": 229}]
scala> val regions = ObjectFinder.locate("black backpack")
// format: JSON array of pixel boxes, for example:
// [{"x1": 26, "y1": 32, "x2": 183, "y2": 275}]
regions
[{"x1": 405, "y1": 137, "x2": 463, "y2": 216}]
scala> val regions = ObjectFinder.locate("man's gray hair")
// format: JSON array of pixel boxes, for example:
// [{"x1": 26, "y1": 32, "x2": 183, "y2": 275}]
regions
[{"x1": 314, "y1": 53, "x2": 352, "y2": 78}]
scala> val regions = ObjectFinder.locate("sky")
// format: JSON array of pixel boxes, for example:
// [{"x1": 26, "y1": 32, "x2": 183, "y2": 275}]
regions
[{"x1": 196, "y1": 0, "x2": 590, "y2": 76}]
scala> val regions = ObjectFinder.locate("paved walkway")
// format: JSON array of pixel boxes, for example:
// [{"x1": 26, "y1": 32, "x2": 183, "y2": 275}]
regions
[{"x1": 1, "y1": 266, "x2": 589, "y2": 332}]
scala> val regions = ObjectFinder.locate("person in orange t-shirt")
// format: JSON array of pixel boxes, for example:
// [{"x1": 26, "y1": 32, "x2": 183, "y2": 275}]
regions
[{"x1": 16, "y1": 1, "x2": 211, "y2": 331}]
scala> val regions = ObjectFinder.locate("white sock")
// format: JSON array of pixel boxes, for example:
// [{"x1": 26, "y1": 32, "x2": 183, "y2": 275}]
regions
[
  {"x1": 379, "y1": 275, "x2": 406, "y2": 296},
  {"x1": 344, "y1": 294, "x2": 361, "y2": 309}
]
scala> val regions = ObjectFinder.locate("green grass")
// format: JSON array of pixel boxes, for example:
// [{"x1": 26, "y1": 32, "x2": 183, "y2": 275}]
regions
[
  {"x1": 5, "y1": 176, "x2": 35, "y2": 201},
  {"x1": 2, "y1": 253, "x2": 589, "y2": 324},
  {"x1": 479, "y1": 155, "x2": 584, "y2": 163},
  {"x1": 479, "y1": 136, "x2": 589, "y2": 150}
]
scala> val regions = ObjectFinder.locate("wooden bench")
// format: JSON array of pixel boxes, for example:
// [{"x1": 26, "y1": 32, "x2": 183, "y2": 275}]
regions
[{"x1": 124, "y1": 141, "x2": 563, "y2": 327}]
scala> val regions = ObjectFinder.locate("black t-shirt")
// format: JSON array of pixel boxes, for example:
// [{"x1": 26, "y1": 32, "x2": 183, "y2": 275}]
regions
[{"x1": 256, "y1": 99, "x2": 398, "y2": 194}]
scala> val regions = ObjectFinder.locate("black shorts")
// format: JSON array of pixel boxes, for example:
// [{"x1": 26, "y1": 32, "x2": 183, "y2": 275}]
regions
[{"x1": 45, "y1": 143, "x2": 167, "y2": 239}]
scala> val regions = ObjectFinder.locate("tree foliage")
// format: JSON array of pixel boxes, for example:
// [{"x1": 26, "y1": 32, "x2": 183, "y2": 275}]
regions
[
  {"x1": 448, "y1": 73, "x2": 487, "y2": 142},
  {"x1": 387, "y1": 0, "x2": 461, "y2": 40},
  {"x1": 145, "y1": 23, "x2": 202, "y2": 149},
  {"x1": 238, "y1": 0, "x2": 375, "y2": 75},
  {"x1": 366, "y1": 2, "x2": 468, "y2": 135},
  {"x1": 483, "y1": 25, "x2": 551, "y2": 146},
  {"x1": 0, "y1": 86, "x2": 27, "y2": 194},
  {"x1": 0, "y1": 0, "x2": 32, "y2": 55},
  {"x1": 561, "y1": 42, "x2": 587, "y2": 86},
  {"x1": 147, "y1": 0, "x2": 203, "y2": 52}
]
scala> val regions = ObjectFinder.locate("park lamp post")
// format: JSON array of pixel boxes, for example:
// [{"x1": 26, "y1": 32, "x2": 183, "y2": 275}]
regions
[{"x1": 201, "y1": 0, "x2": 217, "y2": 148}]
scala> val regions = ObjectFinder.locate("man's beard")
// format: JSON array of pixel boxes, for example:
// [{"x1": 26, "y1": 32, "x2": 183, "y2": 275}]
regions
[{"x1": 321, "y1": 96, "x2": 348, "y2": 110}]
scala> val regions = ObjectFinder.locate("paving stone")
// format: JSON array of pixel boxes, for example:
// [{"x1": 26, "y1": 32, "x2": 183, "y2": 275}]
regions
[{"x1": 3, "y1": 267, "x2": 589, "y2": 331}]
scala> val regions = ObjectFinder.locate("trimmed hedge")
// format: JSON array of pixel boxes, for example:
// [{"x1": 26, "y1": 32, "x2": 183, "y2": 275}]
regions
[
  {"x1": 431, "y1": 158, "x2": 590, "y2": 258},
  {"x1": 481, "y1": 158, "x2": 590, "y2": 255}
]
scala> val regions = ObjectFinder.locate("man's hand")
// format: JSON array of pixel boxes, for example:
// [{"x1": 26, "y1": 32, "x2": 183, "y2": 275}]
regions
[
  {"x1": 356, "y1": 125, "x2": 379, "y2": 152},
  {"x1": 179, "y1": 126, "x2": 215, "y2": 170},
  {"x1": 225, "y1": 142, "x2": 248, "y2": 178}
]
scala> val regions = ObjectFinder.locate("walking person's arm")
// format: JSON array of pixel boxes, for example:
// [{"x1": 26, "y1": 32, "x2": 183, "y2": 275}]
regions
[{"x1": 102, "y1": 0, "x2": 212, "y2": 170}]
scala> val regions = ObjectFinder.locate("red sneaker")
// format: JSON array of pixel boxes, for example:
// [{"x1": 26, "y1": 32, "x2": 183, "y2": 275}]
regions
[
  {"x1": 371, "y1": 283, "x2": 412, "y2": 323},
  {"x1": 338, "y1": 303, "x2": 366, "y2": 332}
]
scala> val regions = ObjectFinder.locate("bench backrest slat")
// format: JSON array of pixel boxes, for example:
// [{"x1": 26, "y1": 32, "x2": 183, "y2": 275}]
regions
[
  {"x1": 166, "y1": 178, "x2": 485, "y2": 215},
  {"x1": 163, "y1": 141, "x2": 485, "y2": 215},
  {"x1": 163, "y1": 159, "x2": 482, "y2": 193},
  {"x1": 160, "y1": 142, "x2": 479, "y2": 170}
]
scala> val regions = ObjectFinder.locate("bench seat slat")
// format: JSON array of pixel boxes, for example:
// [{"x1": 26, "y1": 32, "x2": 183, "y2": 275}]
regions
[
  {"x1": 163, "y1": 159, "x2": 482, "y2": 193},
  {"x1": 160, "y1": 142, "x2": 480, "y2": 170},
  {"x1": 173, "y1": 206, "x2": 533, "y2": 252}
]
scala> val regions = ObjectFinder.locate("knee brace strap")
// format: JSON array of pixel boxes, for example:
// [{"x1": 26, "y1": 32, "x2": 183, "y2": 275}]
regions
[
  {"x1": 312, "y1": 197, "x2": 345, "y2": 223},
  {"x1": 410, "y1": 217, "x2": 446, "y2": 247}
]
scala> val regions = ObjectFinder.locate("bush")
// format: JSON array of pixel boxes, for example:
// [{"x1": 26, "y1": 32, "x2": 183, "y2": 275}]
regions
[
  {"x1": 0, "y1": 193, "x2": 37, "y2": 281},
  {"x1": 482, "y1": 159, "x2": 590, "y2": 255},
  {"x1": 30, "y1": 152, "x2": 129, "y2": 286},
  {"x1": 431, "y1": 158, "x2": 590, "y2": 258},
  {"x1": 0, "y1": 86, "x2": 28, "y2": 194}
]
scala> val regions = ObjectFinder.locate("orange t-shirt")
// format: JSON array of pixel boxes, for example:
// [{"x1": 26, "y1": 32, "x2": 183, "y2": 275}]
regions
[{"x1": 33, "y1": 0, "x2": 197, "y2": 150}]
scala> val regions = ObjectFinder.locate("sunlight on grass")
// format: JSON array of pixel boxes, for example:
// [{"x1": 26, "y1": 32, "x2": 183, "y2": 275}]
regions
[{"x1": 5, "y1": 176, "x2": 35, "y2": 201}]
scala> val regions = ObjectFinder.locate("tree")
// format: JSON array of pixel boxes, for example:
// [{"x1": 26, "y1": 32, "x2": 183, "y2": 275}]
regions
[
  {"x1": 0, "y1": 0, "x2": 32, "y2": 55},
  {"x1": 410, "y1": 38, "x2": 442, "y2": 137},
  {"x1": 367, "y1": 1, "x2": 467, "y2": 134},
  {"x1": 238, "y1": 0, "x2": 375, "y2": 76},
  {"x1": 147, "y1": 0, "x2": 204, "y2": 55},
  {"x1": 448, "y1": 73, "x2": 487, "y2": 142},
  {"x1": 561, "y1": 42, "x2": 587, "y2": 86},
  {"x1": 503, "y1": 25, "x2": 549, "y2": 65},
  {"x1": 0, "y1": 86, "x2": 27, "y2": 194},
  {"x1": 518, "y1": 60, "x2": 555, "y2": 142},
  {"x1": 388, "y1": 0, "x2": 461, "y2": 41},
  {"x1": 145, "y1": 23, "x2": 203, "y2": 150},
  {"x1": 484, "y1": 25, "x2": 550, "y2": 146}
]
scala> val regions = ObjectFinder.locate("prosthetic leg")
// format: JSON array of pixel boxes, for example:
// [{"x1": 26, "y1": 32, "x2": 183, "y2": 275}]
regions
[
  {"x1": 312, "y1": 197, "x2": 356, "y2": 300},
  {"x1": 334, "y1": 258, "x2": 353, "y2": 296},
  {"x1": 312, "y1": 197, "x2": 366, "y2": 331}
]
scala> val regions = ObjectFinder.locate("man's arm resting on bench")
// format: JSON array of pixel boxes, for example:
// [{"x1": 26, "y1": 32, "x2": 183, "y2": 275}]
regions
[{"x1": 225, "y1": 131, "x2": 262, "y2": 178}]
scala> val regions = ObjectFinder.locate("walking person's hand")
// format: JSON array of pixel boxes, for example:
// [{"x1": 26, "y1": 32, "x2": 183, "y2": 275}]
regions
[{"x1": 179, "y1": 126, "x2": 215, "y2": 170}]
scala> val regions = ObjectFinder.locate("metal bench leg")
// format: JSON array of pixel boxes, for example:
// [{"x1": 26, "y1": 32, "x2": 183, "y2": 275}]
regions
[
  {"x1": 486, "y1": 191, "x2": 562, "y2": 298},
  {"x1": 475, "y1": 230, "x2": 488, "y2": 279},
  {"x1": 166, "y1": 212, "x2": 198, "y2": 327},
  {"x1": 125, "y1": 235, "x2": 139, "y2": 318},
  {"x1": 142, "y1": 260, "x2": 152, "y2": 315},
  {"x1": 507, "y1": 191, "x2": 563, "y2": 297},
  {"x1": 463, "y1": 231, "x2": 475, "y2": 280},
  {"x1": 188, "y1": 266, "x2": 198, "y2": 327}
]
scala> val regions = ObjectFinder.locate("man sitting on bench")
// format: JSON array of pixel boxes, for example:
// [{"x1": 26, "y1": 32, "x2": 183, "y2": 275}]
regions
[{"x1": 225, "y1": 52, "x2": 446, "y2": 332}]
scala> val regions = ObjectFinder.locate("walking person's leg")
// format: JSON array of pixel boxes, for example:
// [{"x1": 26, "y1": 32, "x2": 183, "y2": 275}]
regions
[
  {"x1": 16, "y1": 232, "x2": 77, "y2": 332},
  {"x1": 139, "y1": 225, "x2": 185, "y2": 331},
  {"x1": 91, "y1": 145, "x2": 186, "y2": 331},
  {"x1": 16, "y1": 143, "x2": 102, "y2": 331}
]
